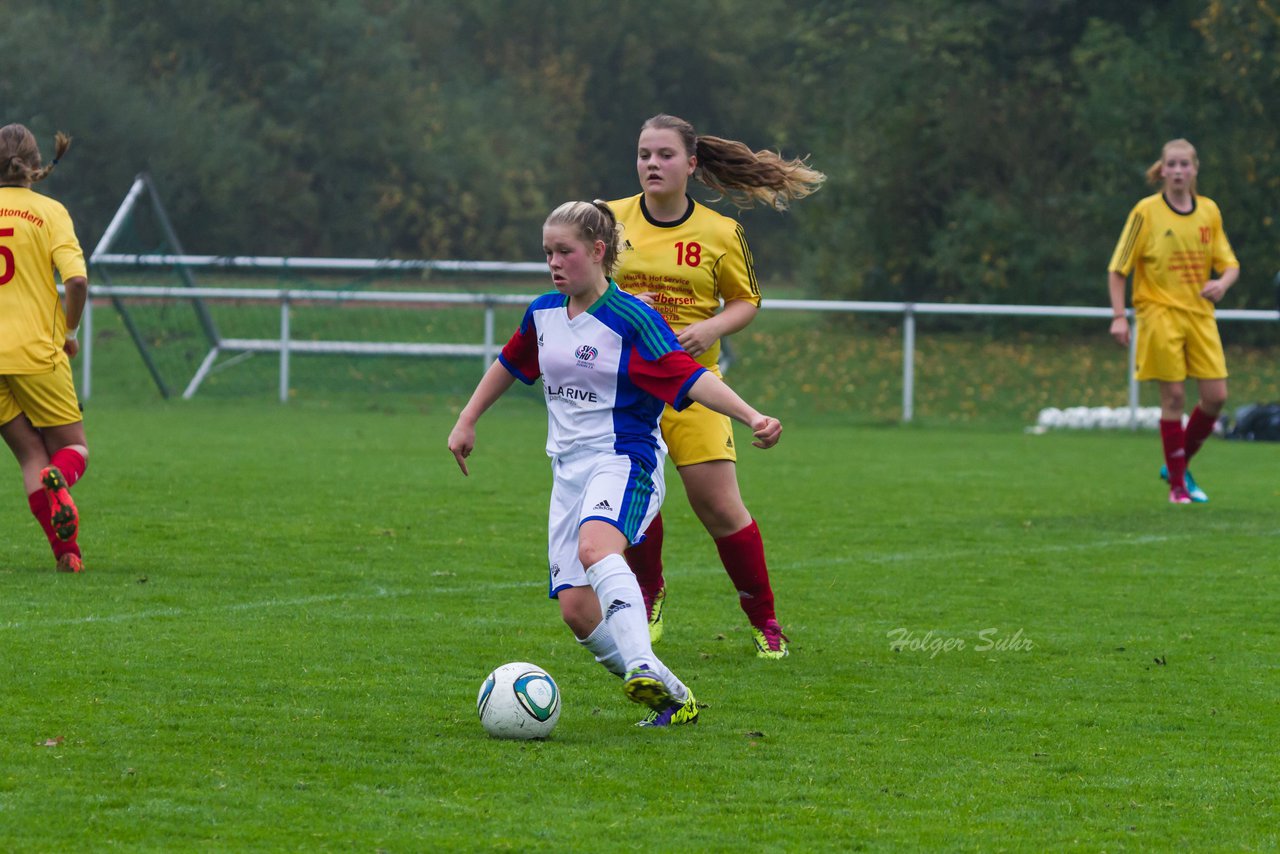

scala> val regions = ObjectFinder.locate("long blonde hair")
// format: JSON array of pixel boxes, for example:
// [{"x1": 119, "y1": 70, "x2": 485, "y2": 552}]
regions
[
  {"x1": 545, "y1": 200, "x2": 626, "y2": 277},
  {"x1": 642, "y1": 114, "x2": 826, "y2": 211},
  {"x1": 1145, "y1": 138, "x2": 1198, "y2": 193},
  {"x1": 0, "y1": 124, "x2": 71, "y2": 185}
]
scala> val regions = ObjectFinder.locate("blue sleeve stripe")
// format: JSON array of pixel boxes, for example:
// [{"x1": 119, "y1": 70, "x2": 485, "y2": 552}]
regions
[
  {"x1": 607, "y1": 291, "x2": 675, "y2": 357},
  {"x1": 674, "y1": 367, "x2": 707, "y2": 409},
  {"x1": 498, "y1": 352, "x2": 537, "y2": 385}
]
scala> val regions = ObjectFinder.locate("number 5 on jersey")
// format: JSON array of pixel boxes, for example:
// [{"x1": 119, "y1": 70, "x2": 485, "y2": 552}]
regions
[{"x1": 0, "y1": 227, "x2": 15, "y2": 285}]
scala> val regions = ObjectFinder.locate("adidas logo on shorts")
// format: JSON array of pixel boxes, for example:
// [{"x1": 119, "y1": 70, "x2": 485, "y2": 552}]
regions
[{"x1": 593, "y1": 499, "x2": 613, "y2": 511}]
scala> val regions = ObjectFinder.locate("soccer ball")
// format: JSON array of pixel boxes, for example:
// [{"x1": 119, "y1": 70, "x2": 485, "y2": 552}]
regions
[{"x1": 476, "y1": 662, "x2": 561, "y2": 740}]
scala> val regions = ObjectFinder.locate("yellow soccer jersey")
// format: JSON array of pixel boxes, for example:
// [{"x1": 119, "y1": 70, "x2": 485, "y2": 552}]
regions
[
  {"x1": 1108, "y1": 192, "x2": 1238, "y2": 317},
  {"x1": 609, "y1": 193, "x2": 759, "y2": 368},
  {"x1": 0, "y1": 187, "x2": 86, "y2": 373}
]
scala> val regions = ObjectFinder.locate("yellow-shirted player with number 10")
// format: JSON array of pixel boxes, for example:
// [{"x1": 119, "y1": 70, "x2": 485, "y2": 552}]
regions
[
  {"x1": 0, "y1": 123, "x2": 91, "y2": 572},
  {"x1": 609, "y1": 114, "x2": 825, "y2": 658},
  {"x1": 1107, "y1": 138, "x2": 1240, "y2": 505}
]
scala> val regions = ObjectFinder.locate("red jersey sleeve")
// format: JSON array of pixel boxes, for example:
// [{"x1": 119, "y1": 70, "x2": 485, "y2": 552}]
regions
[
  {"x1": 628, "y1": 348, "x2": 706, "y2": 411},
  {"x1": 498, "y1": 317, "x2": 540, "y2": 385}
]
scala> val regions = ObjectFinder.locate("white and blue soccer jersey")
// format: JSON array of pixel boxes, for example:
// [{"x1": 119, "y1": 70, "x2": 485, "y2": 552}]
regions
[{"x1": 499, "y1": 282, "x2": 707, "y2": 469}]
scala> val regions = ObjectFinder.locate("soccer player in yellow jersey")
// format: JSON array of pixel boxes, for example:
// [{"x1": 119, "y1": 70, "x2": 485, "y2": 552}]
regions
[
  {"x1": 608, "y1": 114, "x2": 824, "y2": 658},
  {"x1": 0, "y1": 124, "x2": 91, "y2": 572},
  {"x1": 1107, "y1": 139, "x2": 1240, "y2": 504}
]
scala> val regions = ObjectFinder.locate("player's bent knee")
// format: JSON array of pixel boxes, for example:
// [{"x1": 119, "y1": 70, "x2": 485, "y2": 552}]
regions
[
  {"x1": 1202, "y1": 392, "x2": 1227, "y2": 412},
  {"x1": 557, "y1": 586, "x2": 601, "y2": 638}
]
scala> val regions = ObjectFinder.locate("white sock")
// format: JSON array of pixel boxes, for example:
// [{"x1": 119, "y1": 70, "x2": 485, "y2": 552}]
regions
[
  {"x1": 584, "y1": 554, "x2": 688, "y2": 702},
  {"x1": 578, "y1": 621, "x2": 625, "y2": 677}
]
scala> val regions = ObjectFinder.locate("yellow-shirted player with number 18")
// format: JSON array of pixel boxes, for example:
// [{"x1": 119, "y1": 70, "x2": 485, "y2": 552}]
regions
[
  {"x1": 609, "y1": 114, "x2": 825, "y2": 658},
  {"x1": 0, "y1": 123, "x2": 91, "y2": 572},
  {"x1": 1107, "y1": 138, "x2": 1240, "y2": 504}
]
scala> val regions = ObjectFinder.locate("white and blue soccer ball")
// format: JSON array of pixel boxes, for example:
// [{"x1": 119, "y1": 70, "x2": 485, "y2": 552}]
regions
[{"x1": 476, "y1": 662, "x2": 561, "y2": 740}]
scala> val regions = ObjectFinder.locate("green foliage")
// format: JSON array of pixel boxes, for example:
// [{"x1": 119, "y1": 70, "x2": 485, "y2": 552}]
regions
[{"x1": 1, "y1": 0, "x2": 1275, "y2": 304}]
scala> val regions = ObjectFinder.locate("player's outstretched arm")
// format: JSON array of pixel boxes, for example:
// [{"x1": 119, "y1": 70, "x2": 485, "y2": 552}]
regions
[
  {"x1": 685, "y1": 372, "x2": 781, "y2": 449},
  {"x1": 448, "y1": 360, "x2": 519, "y2": 475}
]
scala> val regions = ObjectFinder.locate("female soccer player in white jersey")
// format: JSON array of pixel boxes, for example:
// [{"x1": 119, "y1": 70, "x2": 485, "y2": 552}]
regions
[
  {"x1": 1107, "y1": 139, "x2": 1240, "y2": 504},
  {"x1": 608, "y1": 114, "x2": 824, "y2": 658},
  {"x1": 0, "y1": 124, "x2": 90, "y2": 573},
  {"x1": 447, "y1": 200, "x2": 782, "y2": 727}
]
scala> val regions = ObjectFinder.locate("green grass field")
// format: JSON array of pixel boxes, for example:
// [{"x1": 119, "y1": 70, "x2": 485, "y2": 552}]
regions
[{"x1": 2, "y1": 394, "x2": 1277, "y2": 850}]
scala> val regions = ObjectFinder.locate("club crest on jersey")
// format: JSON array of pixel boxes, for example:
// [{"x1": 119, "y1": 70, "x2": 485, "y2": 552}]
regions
[{"x1": 574, "y1": 344, "x2": 599, "y2": 369}]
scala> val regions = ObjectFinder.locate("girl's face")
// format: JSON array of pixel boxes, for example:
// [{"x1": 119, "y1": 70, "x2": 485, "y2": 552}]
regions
[
  {"x1": 1160, "y1": 147, "x2": 1198, "y2": 193},
  {"x1": 543, "y1": 223, "x2": 604, "y2": 297},
  {"x1": 636, "y1": 127, "x2": 695, "y2": 197}
]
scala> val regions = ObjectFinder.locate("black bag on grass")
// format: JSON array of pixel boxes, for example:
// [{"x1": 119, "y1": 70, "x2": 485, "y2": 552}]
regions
[{"x1": 1226, "y1": 403, "x2": 1280, "y2": 442}]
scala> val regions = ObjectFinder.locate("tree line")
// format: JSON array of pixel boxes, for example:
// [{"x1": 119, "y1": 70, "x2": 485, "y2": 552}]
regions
[{"x1": 2, "y1": 0, "x2": 1275, "y2": 308}]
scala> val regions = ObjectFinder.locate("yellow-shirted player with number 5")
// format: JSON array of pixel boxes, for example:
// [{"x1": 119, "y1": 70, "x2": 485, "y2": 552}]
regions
[
  {"x1": 1107, "y1": 138, "x2": 1240, "y2": 504},
  {"x1": 609, "y1": 114, "x2": 825, "y2": 658},
  {"x1": 0, "y1": 124, "x2": 91, "y2": 572}
]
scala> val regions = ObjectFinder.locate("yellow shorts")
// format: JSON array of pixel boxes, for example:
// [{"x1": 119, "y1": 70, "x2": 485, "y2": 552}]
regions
[
  {"x1": 0, "y1": 359, "x2": 83, "y2": 428},
  {"x1": 1134, "y1": 303, "x2": 1228, "y2": 382},
  {"x1": 661, "y1": 366, "x2": 737, "y2": 467}
]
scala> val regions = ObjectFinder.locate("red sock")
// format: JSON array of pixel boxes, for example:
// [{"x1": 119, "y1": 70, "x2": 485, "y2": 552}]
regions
[
  {"x1": 714, "y1": 519, "x2": 776, "y2": 628},
  {"x1": 27, "y1": 491, "x2": 80, "y2": 558},
  {"x1": 1160, "y1": 419, "x2": 1187, "y2": 490},
  {"x1": 49, "y1": 447, "x2": 87, "y2": 487},
  {"x1": 625, "y1": 512, "x2": 666, "y2": 611},
  {"x1": 1184, "y1": 406, "x2": 1216, "y2": 463}
]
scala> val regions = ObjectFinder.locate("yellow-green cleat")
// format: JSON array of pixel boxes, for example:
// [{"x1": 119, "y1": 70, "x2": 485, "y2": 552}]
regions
[
  {"x1": 647, "y1": 586, "x2": 666, "y2": 644},
  {"x1": 623, "y1": 667, "x2": 672, "y2": 711},
  {"x1": 637, "y1": 691, "x2": 700, "y2": 727},
  {"x1": 752, "y1": 619, "x2": 790, "y2": 659}
]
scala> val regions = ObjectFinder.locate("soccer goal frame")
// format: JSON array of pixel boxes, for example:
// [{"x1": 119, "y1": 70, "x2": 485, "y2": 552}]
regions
[{"x1": 87, "y1": 173, "x2": 544, "y2": 401}]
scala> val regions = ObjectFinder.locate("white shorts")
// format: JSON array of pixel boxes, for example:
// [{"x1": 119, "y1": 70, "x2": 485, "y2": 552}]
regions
[{"x1": 546, "y1": 451, "x2": 665, "y2": 599}]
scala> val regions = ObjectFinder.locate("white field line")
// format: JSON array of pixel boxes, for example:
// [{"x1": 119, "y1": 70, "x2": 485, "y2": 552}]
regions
[
  {"x1": 786, "y1": 533, "x2": 1182, "y2": 568},
  {"x1": 0, "y1": 580, "x2": 538, "y2": 631},
  {"x1": 0, "y1": 531, "x2": 1240, "y2": 629}
]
